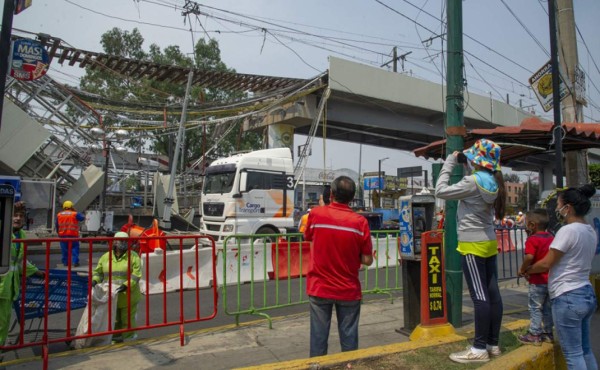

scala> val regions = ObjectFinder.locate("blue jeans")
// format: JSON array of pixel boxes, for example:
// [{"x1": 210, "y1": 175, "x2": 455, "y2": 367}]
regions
[
  {"x1": 60, "y1": 237, "x2": 80, "y2": 265},
  {"x1": 528, "y1": 283, "x2": 553, "y2": 335},
  {"x1": 309, "y1": 296, "x2": 361, "y2": 357},
  {"x1": 461, "y1": 254, "x2": 503, "y2": 349},
  {"x1": 551, "y1": 284, "x2": 598, "y2": 370}
]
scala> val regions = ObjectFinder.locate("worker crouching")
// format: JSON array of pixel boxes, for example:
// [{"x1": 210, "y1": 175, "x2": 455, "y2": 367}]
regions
[{"x1": 91, "y1": 231, "x2": 142, "y2": 343}]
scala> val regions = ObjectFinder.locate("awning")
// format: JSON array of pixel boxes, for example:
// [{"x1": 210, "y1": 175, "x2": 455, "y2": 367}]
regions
[{"x1": 413, "y1": 117, "x2": 600, "y2": 167}]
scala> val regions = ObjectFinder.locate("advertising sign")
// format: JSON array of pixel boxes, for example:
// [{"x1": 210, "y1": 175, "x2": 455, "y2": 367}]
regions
[
  {"x1": 10, "y1": 39, "x2": 50, "y2": 81},
  {"x1": 529, "y1": 61, "x2": 569, "y2": 112},
  {"x1": 419, "y1": 231, "x2": 447, "y2": 325},
  {"x1": 363, "y1": 177, "x2": 383, "y2": 190},
  {"x1": 399, "y1": 199, "x2": 413, "y2": 258}
]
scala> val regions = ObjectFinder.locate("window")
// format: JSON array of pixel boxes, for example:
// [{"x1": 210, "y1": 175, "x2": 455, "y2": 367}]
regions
[
  {"x1": 203, "y1": 171, "x2": 236, "y2": 194},
  {"x1": 246, "y1": 170, "x2": 286, "y2": 190}
]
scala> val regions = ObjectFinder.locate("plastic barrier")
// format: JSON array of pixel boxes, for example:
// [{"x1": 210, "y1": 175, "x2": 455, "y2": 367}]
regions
[
  {"x1": 216, "y1": 239, "x2": 273, "y2": 286},
  {"x1": 496, "y1": 228, "x2": 515, "y2": 252},
  {"x1": 140, "y1": 245, "x2": 214, "y2": 294},
  {"x1": 370, "y1": 235, "x2": 400, "y2": 269},
  {"x1": 8, "y1": 234, "x2": 217, "y2": 370},
  {"x1": 121, "y1": 216, "x2": 167, "y2": 253},
  {"x1": 269, "y1": 240, "x2": 310, "y2": 280}
]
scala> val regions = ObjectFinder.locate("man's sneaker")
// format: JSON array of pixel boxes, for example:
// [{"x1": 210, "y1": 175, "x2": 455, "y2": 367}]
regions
[
  {"x1": 486, "y1": 344, "x2": 502, "y2": 357},
  {"x1": 541, "y1": 332, "x2": 554, "y2": 343},
  {"x1": 449, "y1": 346, "x2": 490, "y2": 363},
  {"x1": 518, "y1": 332, "x2": 542, "y2": 346}
]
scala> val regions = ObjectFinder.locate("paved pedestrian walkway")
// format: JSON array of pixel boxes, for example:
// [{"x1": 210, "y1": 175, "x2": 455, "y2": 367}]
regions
[{"x1": 3, "y1": 280, "x2": 570, "y2": 369}]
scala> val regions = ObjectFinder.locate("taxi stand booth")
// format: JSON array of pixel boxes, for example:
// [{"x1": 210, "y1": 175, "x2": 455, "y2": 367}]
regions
[{"x1": 398, "y1": 192, "x2": 454, "y2": 340}]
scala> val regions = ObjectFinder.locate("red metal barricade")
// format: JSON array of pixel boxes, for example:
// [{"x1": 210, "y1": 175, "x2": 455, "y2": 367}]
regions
[{"x1": 6, "y1": 234, "x2": 217, "y2": 370}]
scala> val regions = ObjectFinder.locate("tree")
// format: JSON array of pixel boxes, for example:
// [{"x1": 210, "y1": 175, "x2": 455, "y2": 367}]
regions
[
  {"x1": 589, "y1": 163, "x2": 600, "y2": 188},
  {"x1": 79, "y1": 27, "x2": 263, "y2": 170},
  {"x1": 503, "y1": 173, "x2": 520, "y2": 183},
  {"x1": 516, "y1": 180, "x2": 540, "y2": 211}
]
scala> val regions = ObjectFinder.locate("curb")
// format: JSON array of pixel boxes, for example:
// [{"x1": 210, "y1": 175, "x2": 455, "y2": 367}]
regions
[{"x1": 235, "y1": 320, "x2": 532, "y2": 370}]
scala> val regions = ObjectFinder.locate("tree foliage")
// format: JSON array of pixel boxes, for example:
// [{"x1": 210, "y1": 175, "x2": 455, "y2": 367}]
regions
[
  {"x1": 503, "y1": 173, "x2": 520, "y2": 183},
  {"x1": 516, "y1": 180, "x2": 540, "y2": 211},
  {"x1": 589, "y1": 163, "x2": 600, "y2": 188},
  {"x1": 80, "y1": 28, "x2": 263, "y2": 169}
]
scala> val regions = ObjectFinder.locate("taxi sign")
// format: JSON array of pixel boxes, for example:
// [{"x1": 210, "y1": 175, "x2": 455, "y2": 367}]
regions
[{"x1": 10, "y1": 39, "x2": 50, "y2": 81}]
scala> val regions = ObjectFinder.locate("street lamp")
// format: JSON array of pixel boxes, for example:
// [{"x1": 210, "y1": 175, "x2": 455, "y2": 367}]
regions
[
  {"x1": 378, "y1": 157, "x2": 389, "y2": 190},
  {"x1": 90, "y1": 127, "x2": 128, "y2": 232},
  {"x1": 376, "y1": 157, "x2": 389, "y2": 208}
]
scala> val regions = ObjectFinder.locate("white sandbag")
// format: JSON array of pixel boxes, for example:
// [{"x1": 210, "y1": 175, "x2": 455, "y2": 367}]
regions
[{"x1": 72, "y1": 283, "x2": 119, "y2": 349}]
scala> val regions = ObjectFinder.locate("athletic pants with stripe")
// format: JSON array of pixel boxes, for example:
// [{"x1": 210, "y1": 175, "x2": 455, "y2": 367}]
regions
[{"x1": 462, "y1": 254, "x2": 503, "y2": 349}]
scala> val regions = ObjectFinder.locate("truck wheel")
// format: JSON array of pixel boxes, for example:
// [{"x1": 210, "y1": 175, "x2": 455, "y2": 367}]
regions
[{"x1": 256, "y1": 227, "x2": 278, "y2": 242}]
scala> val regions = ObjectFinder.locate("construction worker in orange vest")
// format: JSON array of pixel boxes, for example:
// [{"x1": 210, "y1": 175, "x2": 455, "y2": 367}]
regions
[
  {"x1": 56, "y1": 200, "x2": 85, "y2": 267},
  {"x1": 298, "y1": 208, "x2": 311, "y2": 233}
]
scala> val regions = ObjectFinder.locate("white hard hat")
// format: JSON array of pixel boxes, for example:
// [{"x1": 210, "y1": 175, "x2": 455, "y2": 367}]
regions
[{"x1": 518, "y1": 211, "x2": 523, "y2": 215}]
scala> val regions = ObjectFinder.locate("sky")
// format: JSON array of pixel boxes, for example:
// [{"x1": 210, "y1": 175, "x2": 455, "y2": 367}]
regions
[{"x1": 7, "y1": 0, "x2": 600, "y2": 179}]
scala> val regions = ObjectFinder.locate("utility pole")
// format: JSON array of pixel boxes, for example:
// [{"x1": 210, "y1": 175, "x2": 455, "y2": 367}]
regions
[
  {"x1": 161, "y1": 70, "x2": 194, "y2": 229},
  {"x1": 445, "y1": 0, "x2": 465, "y2": 328},
  {"x1": 380, "y1": 47, "x2": 412, "y2": 73},
  {"x1": 548, "y1": 0, "x2": 564, "y2": 188},
  {"x1": 558, "y1": 0, "x2": 588, "y2": 186}
]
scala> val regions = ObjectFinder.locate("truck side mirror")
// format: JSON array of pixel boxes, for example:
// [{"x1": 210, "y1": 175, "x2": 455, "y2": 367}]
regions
[{"x1": 239, "y1": 172, "x2": 248, "y2": 192}]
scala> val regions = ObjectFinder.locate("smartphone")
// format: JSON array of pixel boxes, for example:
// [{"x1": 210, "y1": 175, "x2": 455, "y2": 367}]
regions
[
  {"x1": 457, "y1": 152, "x2": 468, "y2": 164},
  {"x1": 322, "y1": 185, "x2": 331, "y2": 205}
]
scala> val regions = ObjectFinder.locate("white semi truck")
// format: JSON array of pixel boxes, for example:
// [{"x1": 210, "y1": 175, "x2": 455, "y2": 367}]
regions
[{"x1": 199, "y1": 148, "x2": 295, "y2": 243}]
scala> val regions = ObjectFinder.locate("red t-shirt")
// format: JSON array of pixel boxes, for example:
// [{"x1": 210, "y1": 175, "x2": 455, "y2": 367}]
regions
[
  {"x1": 524, "y1": 231, "x2": 554, "y2": 285},
  {"x1": 304, "y1": 202, "x2": 373, "y2": 301}
]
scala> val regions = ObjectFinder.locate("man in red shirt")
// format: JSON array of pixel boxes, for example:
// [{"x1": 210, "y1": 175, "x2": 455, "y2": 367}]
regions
[{"x1": 304, "y1": 176, "x2": 373, "y2": 357}]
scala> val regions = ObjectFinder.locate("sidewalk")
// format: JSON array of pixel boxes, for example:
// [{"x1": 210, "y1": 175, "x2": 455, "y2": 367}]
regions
[{"x1": 2, "y1": 281, "x2": 548, "y2": 370}]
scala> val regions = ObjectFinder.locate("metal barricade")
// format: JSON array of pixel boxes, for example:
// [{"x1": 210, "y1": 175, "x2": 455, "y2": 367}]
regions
[
  {"x1": 221, "y1": 231, "x2": 403, "y2": 328},
  {"x1": 7, "y1": 234, "x2": 217, "y2": 370},
  {"x1": 362, "y1": 230, "x2": 402, "y2": 300},
  {"x1": 221, "y1": 233, "x2": 308, "y2": 328},
  {"x1": 495, "y1": 226, "x2": 526, "y2": 280}
]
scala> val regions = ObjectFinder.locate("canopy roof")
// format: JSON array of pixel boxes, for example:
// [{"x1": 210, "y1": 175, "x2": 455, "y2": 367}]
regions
[{"x1": 413, "y1": 117, "x2": 600, "y2": 169}]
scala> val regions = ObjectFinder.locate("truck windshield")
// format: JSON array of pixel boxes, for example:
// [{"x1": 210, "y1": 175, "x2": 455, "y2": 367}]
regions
[{"x1": 203, "y1": 165, "x2": 236, "y2": 194}]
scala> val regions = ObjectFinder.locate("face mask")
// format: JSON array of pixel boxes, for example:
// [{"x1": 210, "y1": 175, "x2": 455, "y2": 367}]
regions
[
  {"x1": 114, "y1": 241, "x2": 128, "y2": 254},
  {"x1": 555, "y1": 205, "x2": 567, "y2": 223}
]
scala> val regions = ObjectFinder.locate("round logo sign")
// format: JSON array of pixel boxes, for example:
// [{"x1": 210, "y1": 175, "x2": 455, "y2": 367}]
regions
[{"x1": 10, "y1": 39, "x2": 50, "y2": 81}]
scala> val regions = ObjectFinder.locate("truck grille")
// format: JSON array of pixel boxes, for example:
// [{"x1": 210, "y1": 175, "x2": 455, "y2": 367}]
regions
[
  {"x1": 206, "y1": 224, "x2": 221, "y2": 232},
  {"x1": 203, "y1": 202, "x2": 224, "y2": 216}
]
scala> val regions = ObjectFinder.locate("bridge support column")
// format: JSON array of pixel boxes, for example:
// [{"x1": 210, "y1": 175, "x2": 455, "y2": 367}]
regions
[{"x1": 267, "y1": 123, "x2": 294, "y2": 151}]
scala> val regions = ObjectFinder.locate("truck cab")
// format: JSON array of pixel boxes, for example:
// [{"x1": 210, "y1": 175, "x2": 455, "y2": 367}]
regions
[{"x1": 200, "y1": 148, "x2": 295, "y2": 243}]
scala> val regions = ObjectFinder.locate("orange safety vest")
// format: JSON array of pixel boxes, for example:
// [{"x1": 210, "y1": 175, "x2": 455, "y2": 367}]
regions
[
  {"x1": 57, "y1": 211, "x2": 80, "y2": 237},
  {"x1": 298, "y1": 213, "x2": 309, "y2": 233}
]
